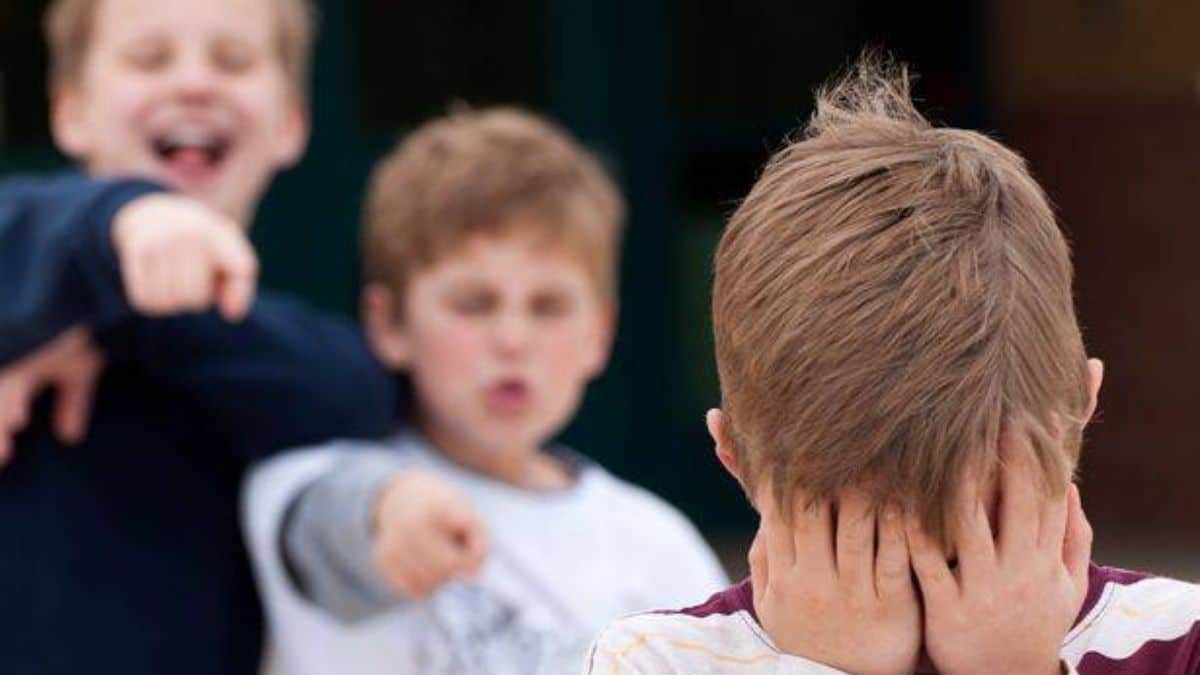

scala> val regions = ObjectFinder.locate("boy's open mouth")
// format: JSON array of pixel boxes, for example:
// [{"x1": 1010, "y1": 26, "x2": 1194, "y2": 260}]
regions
[
  {"x1": 150, "y1": 127, "x2": 233, "y2": 182},
  {"x1": 485, "y1": 378, "x2": 532, "y2": 416}
]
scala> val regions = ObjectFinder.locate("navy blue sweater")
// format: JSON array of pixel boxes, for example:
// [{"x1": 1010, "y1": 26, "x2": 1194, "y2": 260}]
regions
[{"x1": 0, "y1": 174, "x2": 396, "y2": 674}]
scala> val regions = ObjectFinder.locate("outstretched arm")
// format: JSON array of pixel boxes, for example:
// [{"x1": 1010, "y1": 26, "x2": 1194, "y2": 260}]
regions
[
  {"x1": 279, "y1": 451, "x2": 485, "y2": 621},
  {"x1": 0, "y1": 173, "x2": 259, "y2": 460},
  {"x1": 0, "y1": 172, "x2": 162, "y2": 363},
  {"x1": 98, "y1": 295, "x2": 398, "y2": 462}
]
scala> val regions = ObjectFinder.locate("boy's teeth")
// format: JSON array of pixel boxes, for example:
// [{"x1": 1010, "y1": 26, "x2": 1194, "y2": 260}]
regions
[{"x1": 167, "y1": 128, "x2": 217, "y2": 148}]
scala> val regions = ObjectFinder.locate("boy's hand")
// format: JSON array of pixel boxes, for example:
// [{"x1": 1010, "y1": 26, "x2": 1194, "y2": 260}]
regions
[
  {"x1": 906, "y1": 440, "x2": 1092, "y2": 675},
  {"x1": 0, "y1": 327, "x2": 105, "y2": 465},
  {"x1": 372, "y1": 469, "x2": 489, "y2": 600},
  {"x1": 112, "y1": 194, "x2": 258, "y2": 321},
  {"x1": 750, "y1": 488, "x2": 921, "y2": 675}
]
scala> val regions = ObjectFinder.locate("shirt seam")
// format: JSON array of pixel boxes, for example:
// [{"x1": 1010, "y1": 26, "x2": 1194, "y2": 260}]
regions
[{"x1": 1064, "y1": 581, "x2": 1116, "y2": 647}]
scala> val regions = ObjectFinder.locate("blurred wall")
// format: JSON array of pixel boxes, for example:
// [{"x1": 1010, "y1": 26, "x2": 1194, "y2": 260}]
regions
[
  {"x1": 992, "y1": 0, "x2": 1200, "y2": 545},
  {"x1": 3, "y1": 0, "x2": 1194, "y2": 560},
  {"x1": 0, "y1": 0, "x2": 1001, "y2": 536}
]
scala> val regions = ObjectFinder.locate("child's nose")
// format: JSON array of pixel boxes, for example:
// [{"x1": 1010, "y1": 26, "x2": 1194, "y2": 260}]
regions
[
  {"x1": 169, "y1": 54, "x2": 220, "y2": 102},
  {"x1": 492, "y1": 312, "x2": 532, "y2": 356}
]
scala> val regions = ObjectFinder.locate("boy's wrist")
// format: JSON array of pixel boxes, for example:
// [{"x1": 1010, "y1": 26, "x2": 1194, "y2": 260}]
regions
[{"x1": 80, "y1": 180, "x2": 167, "y2": 321}]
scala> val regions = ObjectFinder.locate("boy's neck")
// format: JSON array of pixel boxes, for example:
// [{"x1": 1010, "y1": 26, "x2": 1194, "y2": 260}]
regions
[{"x1": 418, "y1": 423, "x2": 573, "y2": 491}]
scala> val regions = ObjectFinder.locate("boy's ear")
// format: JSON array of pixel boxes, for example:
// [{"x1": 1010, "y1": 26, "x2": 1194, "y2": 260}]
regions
[
  {"x1": 50, "y1": 88, "x2": 93, "y2": 161},
  {"x1": 581, "y1": 303, "x2": 617, "y2": 378},
  {"x1": 1084, "y1": 358, "x2": 1104, "y2": 424},
  {"x1": 361, "y1": 284, "x2": 410, "y2": 369},
  {"x1": 272, "y1": 102, "x2": 310, "y2": 168},
  {"x1": 706, "y1": 408, "x2": 743, "y2": 486}
]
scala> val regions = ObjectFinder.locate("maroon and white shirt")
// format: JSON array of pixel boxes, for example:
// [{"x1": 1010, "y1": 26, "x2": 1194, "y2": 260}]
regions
[{"x1": 582, "y1": 564, "x2": 1200, "y2": 674}]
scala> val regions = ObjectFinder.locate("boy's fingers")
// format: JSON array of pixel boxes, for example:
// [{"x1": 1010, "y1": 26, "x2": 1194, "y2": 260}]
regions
[
  {"x1": 218, "y1": 274, "x2": 256, "y2": 322},
  {"x1": 121, "y1": 259, "x2": 149, "y2": 313},
  {"x1": 211, "y1": 231, "x2": 258, "y2": 322},
  {"x1": 0, "y1": 373, "x2": 34, "y2": 465},
  {"x1": 398, "y1": 564, "x2": 433, "y2": 598},
  {"x1": 140, "y1": 255, "x2": 171, "y2": 315},
  {"x1": 176, "y1": 257, "x2": 213, "y2": 311},
  {"x1": 1063, "y1": 484, "x2": 1093, "y2": 589},
  {"x1": 421, "y1": 515, "x2": 488, "y2": 589},
  {"x1": 0, "y1": 376, "x2": 32, "y2": 433},
  {"x1": 0, "y1": 379, "x2": 20, "y2": 462},
  {"x1": 162, "y1": 256, "x2": 188, "y2": 312},
  {"x1": 835, "y1": 490, "x2": 876, "y2": 585},
  {"x1": 875, "y1": 504, "x2": 911, "y2": 600},
  {"x1": 52, "y1": 397, "x2": 85, "y2": 445},
  {"x1": 52, "y1": 366, "x2": 101, "y2": 446},
  {"x1": 464, "y1": 518, "x2": 489, "y2": 558},
  {"x1": 998, "y1": 434, "x2": 1039, "y2": 558},
  {"x1": 953, "y1": 466, "x2": 996, "y2": 584},
  {"x1": 458, "y1": 519, "x2": 489, "y2": 577},
  {"x1": 462, "y1": 547, "x2": 487, "y2": 579},
  {"x1": 438, "y1": 501, "x2": 489, "y2": 573},
  {"x1": 384, "y1": 541, "x2": 435, "y2": 598},
  {"x1": 904, "y1": 510, "x2": 957, "y2": 607},
  {"x1": 424, "y1": 533, "x2": 472, "y2": 584},
  {"x1": 439, "y1": 498, "x2": 483, "y2": 532},
  {"x1": 1038, "y1": 485, "x2": 1070, "y2": 555},
  {"x1": 33, "y1": 328, "x2": 89, "y2": 366}
]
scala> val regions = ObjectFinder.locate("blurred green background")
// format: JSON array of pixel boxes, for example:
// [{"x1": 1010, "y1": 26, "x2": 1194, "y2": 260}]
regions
[{"x1": 4, "y1": 0, "x2": 1199, "y2": 576}]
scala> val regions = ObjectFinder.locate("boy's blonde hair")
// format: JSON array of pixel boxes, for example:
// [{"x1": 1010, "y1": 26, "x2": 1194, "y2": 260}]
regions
[
  {"x1": 364, "y1": 107, "x2": 625, "y2": 303},
  {"x1": 44, "y1": 0, "x2": 316, "y2": 97},
  {"x1": 712, "y1": 55, "x2": 1090, "y2": 543}
]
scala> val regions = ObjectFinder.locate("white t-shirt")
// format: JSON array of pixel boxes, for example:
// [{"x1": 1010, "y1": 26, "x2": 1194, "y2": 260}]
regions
[
  {"x1": 242, "y1": 433, "x2": 729, "y2": 675},
  {"x1": 583, "y1": 566, "x2": 1200, "y2": 674}
]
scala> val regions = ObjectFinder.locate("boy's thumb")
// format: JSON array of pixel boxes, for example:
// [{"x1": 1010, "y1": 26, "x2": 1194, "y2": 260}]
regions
[
  {"x1": 212, "y1": 233, "x2": 258, "y2": 322},
  {"x1": 461, "y1": 526, "x2": 488, "y2": 575},
  {"x1": 51, "y1": 356, "x2": 103, "y2": 445},
  {"x1": 442, "y1": 506, "x2": 489, "y2": 575}
]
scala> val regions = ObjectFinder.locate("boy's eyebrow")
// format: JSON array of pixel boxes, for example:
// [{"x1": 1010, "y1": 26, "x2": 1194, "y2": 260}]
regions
[
  {"x1": 532, "y1": 284, "x2": 573, "y2": 295},
  {"x1": 119, "y1": 35, "x2": 169, "y2": 52},
  {"x1": 436, "y1": 282, "x2": 499, "y2": 303},
  {"x1": 438, "y1": 276, "x2": 493, "y2": 290},
  {"x1": 213, "y1": 34, "x2": 259, "y2": 47}
]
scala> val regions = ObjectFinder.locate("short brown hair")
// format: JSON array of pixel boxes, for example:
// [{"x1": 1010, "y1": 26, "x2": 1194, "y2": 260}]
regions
[
  {"x1": 363, "y1": 107, "x2": 625, "y2": 303},
  {"x1": 44, "y1": 0, "x2": 316, "y2": 96},
  {"x1": 712, "y1": 55, "x2": 1090, "y2": 543}
]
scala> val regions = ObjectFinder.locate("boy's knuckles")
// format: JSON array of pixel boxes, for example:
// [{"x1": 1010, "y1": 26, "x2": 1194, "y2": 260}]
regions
[
  {"x1": 132, "y1": 247, "x2": 159, "y2": 271},
  {"x1": 843, "y1": 593, "x2": 877, "y2": 617},
  {"x1": 878, "y1": 562, "x2": 909, "y2": 585},
  {"x1": 841, "y1": 535, "x2": 872, "y2": 557},
  {"x1": 922, "y1": 561, "x2": 954, "y2": 587},
  {"x1": 763, "y1": 584, "x2": 795, "y2": 609},
  {"x1": 790, "y1": 586, "x2": 833, "y2": 612},
  {"x1": 970, "y1": 589, "x2": 999, "y2": 615}
]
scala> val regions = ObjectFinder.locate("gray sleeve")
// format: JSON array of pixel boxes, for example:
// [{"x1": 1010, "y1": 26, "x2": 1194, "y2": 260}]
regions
[{"x1": 281, "y1": 451, "x2": 413, "y2": 622}]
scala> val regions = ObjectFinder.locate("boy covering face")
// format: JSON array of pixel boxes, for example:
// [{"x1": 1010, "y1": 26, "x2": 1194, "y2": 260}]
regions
[{"x1": 584, "y1": 55, "x2": 1200, "y2": 675}]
